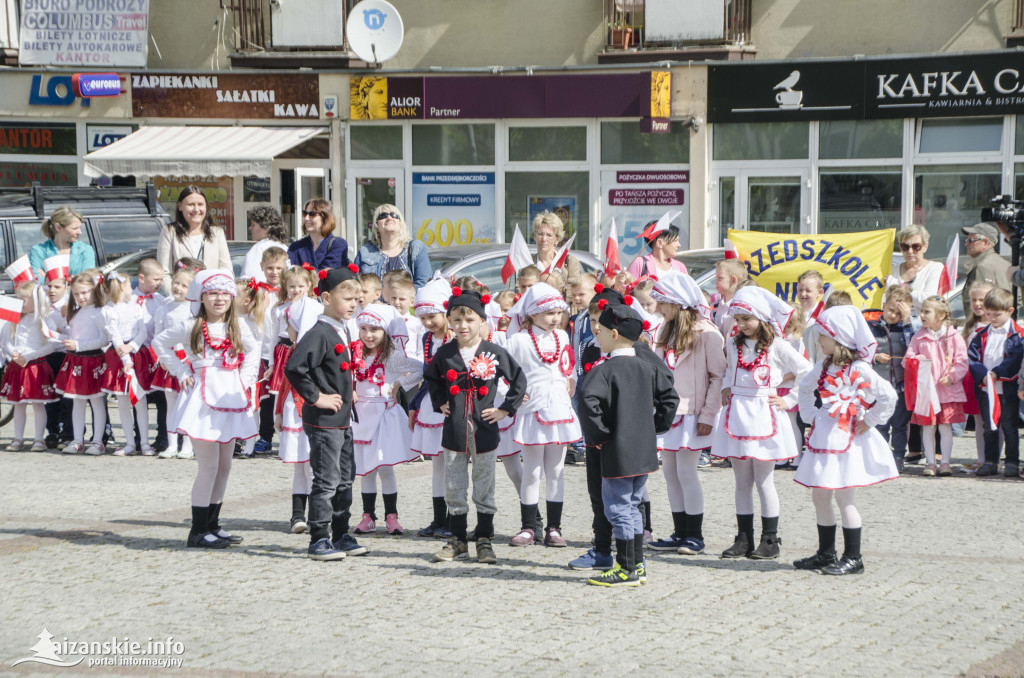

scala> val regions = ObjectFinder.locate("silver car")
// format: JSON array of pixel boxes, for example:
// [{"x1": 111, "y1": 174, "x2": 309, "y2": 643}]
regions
[{"x1": 429, "y1": 244, "x2": 603, "y2": 291}]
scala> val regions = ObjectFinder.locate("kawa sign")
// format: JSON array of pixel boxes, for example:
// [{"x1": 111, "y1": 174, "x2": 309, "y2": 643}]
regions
[{"x1": 132, "y1": 73, "x2": 320, "y2": 119}]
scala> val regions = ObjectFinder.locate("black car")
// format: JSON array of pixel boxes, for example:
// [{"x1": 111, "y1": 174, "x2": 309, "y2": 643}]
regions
[{"x1": 0, "y1": 183, "x2": 169, "y2": 294}]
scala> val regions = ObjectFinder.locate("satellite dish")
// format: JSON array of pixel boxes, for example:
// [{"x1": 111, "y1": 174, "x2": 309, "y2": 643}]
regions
[{"x1": 347, "y1": 0, "x2": 404, "y2": 64}]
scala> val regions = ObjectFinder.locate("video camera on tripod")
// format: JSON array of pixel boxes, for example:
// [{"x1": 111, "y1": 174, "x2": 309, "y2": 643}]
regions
[{"x1": 981, "y1": 195, "x2": 1024, "y2": 239}]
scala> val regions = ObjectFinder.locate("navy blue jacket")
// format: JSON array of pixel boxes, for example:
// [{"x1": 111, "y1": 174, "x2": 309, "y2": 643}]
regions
[
  {"x1": 967, "y1": 321, "x2": 1024, "y2": 396},
  {"x1": 288, "y1": 234, "x2": 349, "y2": 270}
]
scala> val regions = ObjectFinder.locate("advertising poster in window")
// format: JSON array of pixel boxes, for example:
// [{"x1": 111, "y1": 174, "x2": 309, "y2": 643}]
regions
[
  {"x1": 153, "y1": 176, "x2": 235, "y2": 239},
  {"x1": 528, "y1": 196, "x2": 577, "y2": 240},
  {"x1": 19, "y1": 0, "x2": 150, "y2": 67},
  {"x1": 601, "y1": 170, "x2": 689, "y2": 258},
  {"x1": 412, "y1": 173, "x2": 495, "y2": 248}
]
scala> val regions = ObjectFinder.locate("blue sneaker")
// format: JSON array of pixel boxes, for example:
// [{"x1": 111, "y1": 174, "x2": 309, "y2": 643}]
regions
[
  {"x1": 647, "y1": 534, "x2": 686, "y2": 551},
  {"x1": 332, "y1": 533, "x2": 368, "y2": 556},
  {"x1": 253, "y1": 438, "x2": 272, "y2": 454},
  {"x1": 568, "y1": 548, "x2": 614, "y2": 570},
  {"x1": 307, "y1": 538, "x2": 346, "y2": 561},
  {"x1": 677, "y1": 536, "x2": 705, "y2": 555},
  {"x1": 698, "y1": 451, "x2": 711, "y2": 467}
]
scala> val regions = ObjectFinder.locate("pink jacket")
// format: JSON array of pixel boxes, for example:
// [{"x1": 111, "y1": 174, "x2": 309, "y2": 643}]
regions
[
  {"x1": 654, "y1": 318, "x2": 726, "y2": 426},
  {"x1": 627, "y1": 254, "x2": 687, "y2": 280},
  {"x1": 905, "y1": 324, "x2": 968, "y2": 403}
]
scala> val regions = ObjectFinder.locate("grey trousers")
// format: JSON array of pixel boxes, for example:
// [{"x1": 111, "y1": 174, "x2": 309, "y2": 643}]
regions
[{"x1": 444, "y1": 448, "x2": 497, "y2": 516}]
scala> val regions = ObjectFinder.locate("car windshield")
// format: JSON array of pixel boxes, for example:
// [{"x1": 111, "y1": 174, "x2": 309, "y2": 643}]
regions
[{"x1": 677, "y1": 252, "x2": 722, "y2": 280}]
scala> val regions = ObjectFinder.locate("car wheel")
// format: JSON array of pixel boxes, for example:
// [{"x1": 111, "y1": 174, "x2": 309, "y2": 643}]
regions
[{"x1": 0, "y1": 404, "x2": 12, "y2": 427}]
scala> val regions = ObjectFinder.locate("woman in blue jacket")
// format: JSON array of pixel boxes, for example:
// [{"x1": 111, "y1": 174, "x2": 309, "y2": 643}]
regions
[
  {"x1": 287, "y1": 198, "x2": 349, "y2": 270},
  {"x1": 29, "y1": 206, "x2": 97, "y2": 279},
  {"x1": 353, "y1": 204, "x2": 432, "y2": 288}
]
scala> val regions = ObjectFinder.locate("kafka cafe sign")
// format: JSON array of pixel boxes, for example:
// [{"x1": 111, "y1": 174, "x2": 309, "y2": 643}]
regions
[{"x1": 709, "y1": 51, "x2": 1024, "y2": 123}]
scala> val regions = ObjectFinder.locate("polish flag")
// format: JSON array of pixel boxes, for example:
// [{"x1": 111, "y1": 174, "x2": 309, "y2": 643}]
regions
[
  {"x1": 125, "y1": 368, "x2": 144, "y2": 407},
  {"x1": 807, "y1": 283, "x2": 834, "y2": 323},
  {"x1": 938, "y1": 235, "x2": 959, "y2": 296},
  {"x1": 903, "y1": 357, "x2": 939, "y2": 419},
  {"x1": 0, "y1": 295, "x2": 24, "y2": 323},
  {"x1": 42, "y1": 254, "x2": 70, "y2": 283},
  {"x1": 5, "y1": 255, "x2": 34, "y2": 288},
  {"x1": 501, "y1": 225, "x2": 533, "y2": 285},
  {"x1": 724, "y1": 239, "x2": 739, "y2": 259},
  {"x1": 543, "y1": 233, "x2": 576, "y2": 275},
  {"x1": 639, "y1": 210, "x2": 682, "y2": 240},
  {"x1": 604, "y1": 219, "x2": 621, "y2": 276},
  {"x1": 985, "y1": 372, "x2": 1002, "y2": 430}
]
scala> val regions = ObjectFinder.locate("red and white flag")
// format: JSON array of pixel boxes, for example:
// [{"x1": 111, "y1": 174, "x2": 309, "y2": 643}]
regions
[
  {"x1": 808, "y1": 283, "x2": 834, "y2": 323},
  {"x1": 938, "y1": 234, "x2": 959, "y2": 295},
  {"x1": 604, "y1": 219, "x2": 621, "y2": 276},
  {"x1": 501, "y1": 225, "x2": 533, "y2": 285},
  {"x1": 42, "y1": 254, "x2": 70, "y2": 283},
  {"x1": 985, "y1": 372, "x2": 1002, "y2": 430},
  {"x1": 903, "y1": 357, "x2": 939, "y2": 419},
  {"x1": 724, "y1": 239, "x2": 739, "y2": 260},
  {"x1": 125, "y1": 368, "x2": 144, "y2": 407},
  {"x1": 543, "y1": 233, "x2": 576, "y2": 275},
  {"x1": 5, "y1": 255, "x2": 33, "y2": 288},
  {"x1": 0, "y1": 295, "x2": 24, "y2": 324},
  {"x1": 639, "y1": 210, "x2": 682, "y2": 240}
]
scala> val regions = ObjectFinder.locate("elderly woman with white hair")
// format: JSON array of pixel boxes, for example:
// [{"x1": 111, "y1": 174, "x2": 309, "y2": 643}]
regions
[
  {"x1": 886, "y1": 225, "x2": 945, "y2": 316},
  {"x1": 532, "y1": 210, "x2": 582, "y2": 298},
  {"x1": 354, "y1": 204, "x2": 433, "y2": 288}
]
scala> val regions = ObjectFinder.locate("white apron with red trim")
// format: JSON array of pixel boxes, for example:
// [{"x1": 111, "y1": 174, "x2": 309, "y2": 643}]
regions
[
  {"x1": 711, "y1": 360, "x2": 797, "y2": 462},
  {"x1": 278, "y1": 391, "x2": 310, "y2": 464},
  {"x1": 352, "y1": 382, "x2": 416, "y2": 476},
  {"x1": 172, "y1": 358, "x2": 257, "y2": 444},
  {"x1": 508, "y1": 330, "x2": 581, "y2": 447},
  {"x1": 494, "y1": 376, "x2": 520, "y2": 458}
]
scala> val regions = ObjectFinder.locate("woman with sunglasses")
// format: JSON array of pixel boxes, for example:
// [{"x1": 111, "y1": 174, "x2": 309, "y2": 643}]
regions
[
  {"x1": 353, "y1": 204, "x2": 433, "y2": 288},
  {"x1": 287, "y1": 198, "x2": 350, "y2": 271},
  {"x1": 887, "y1": 225, "x2": 944, "y2": 316}
]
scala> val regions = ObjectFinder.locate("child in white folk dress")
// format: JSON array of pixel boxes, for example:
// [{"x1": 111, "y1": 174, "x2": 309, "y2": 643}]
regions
[{"x1": 150, "y1": 265, "x2": 198, "y2": 459}]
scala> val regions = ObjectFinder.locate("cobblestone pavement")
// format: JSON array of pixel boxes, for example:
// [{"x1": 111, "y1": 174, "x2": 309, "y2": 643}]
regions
[{"x1": 1, "y1": 407, "x2": 1023, "y2": 677}]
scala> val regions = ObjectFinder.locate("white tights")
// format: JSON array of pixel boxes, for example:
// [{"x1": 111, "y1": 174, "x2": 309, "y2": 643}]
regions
[
  {"x1": 811, "y1": 487, "x2": 861, "y2": 528},
  {"x1": 520, "y1": 444, "x2": 565, "y2": 504},
  {"x1": 362, "y1": 465, "x2": 397, "y2": 494},
  {"x1": 164, "y1": 391, "x2": 191, "y2": 454},
  {"x1": 292, "y1": 461, "x2": 313, "y2": 494},
  {"x1": 661, "y1": 449, "x2": 704, "y2": 514},
  {"x1": 922, "y1": 424, "x2": 952, "y2": 466},
  {"x1": 12, "y1": 403, "x2": 46, "y2": 442},
  {"x1": 115, "y1": 394, "x2": 149, "y2": 450},
  {"x1": 72, "y1": 395, "x2": 106, "y2": 444},
  {"x1": 431, "y1": 454, "x2": 445, "y2": 496},
  {"x1": 502, "y1": 453, "x2": 524, "y2": 493},
  {"x1": 731, "y1": 458, "x2": 780, "y2": 517},
  {"x1": 191, "y1": 439, "x2": 234, "y2": 506}
]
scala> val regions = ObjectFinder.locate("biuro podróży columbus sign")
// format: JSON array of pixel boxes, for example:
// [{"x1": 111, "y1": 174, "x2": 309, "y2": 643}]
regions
[
  {"x1": 727, "y1": 229, "x2": 895, "y2": 308},
  {"x1": 349, "y1": 72, "x2": 671, "y2": 120}
]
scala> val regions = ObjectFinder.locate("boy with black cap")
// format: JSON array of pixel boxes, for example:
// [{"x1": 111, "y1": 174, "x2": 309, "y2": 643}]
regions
[
  {"x1": 579, "y1": 302, "x2": 678, "y2": 586},
  {"x1": 284, "y1": 264, "x2": 367, "y2": 561},
  {"x1": 423, "y1": 288, "x2": 527, "y2": 564}
]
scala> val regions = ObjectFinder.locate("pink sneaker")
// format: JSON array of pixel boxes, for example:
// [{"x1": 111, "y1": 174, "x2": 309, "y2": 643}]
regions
[
  {"x1": 384, "y1": 513, "x2": 404, "y2": 535},
  {"x1": 508, "y1": 529, "x2": 535, "y2": 547},
  {"x1": 353, "y1": 513, "x2": 376, "y2": 534},
  {"x1": 543, "y1": 527, "x2": 567, "y2": 547}
]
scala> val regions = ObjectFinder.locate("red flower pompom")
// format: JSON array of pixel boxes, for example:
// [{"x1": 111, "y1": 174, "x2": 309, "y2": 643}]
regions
[
  {"x1": 348, "y1": 264, "x2": 359, "y2": 274},
  {"x1": 446, "y1": 369, "x2": 458, "y2": 382},
  {"x1": 597, "y1": 299, "x2": 608, "y2": 311},
  {"x1": 594, "y1": 283, "x2": 604, "y2": 293},
  {"x1": 301, "y1": 262, "x2": 314, "y2": 271},
  {"x1": 584, "y1": 362, "x2": 593, "y2": 373},
  {"x1": 313, "y1": 286, "x2": 319, "y2": 295},
  {"x1": 449, "y1": 385, "x2": 460, "y2": 395},
  {"x1": 452, "y1": 287, "x2": 462, "y2": 297},
  {"x1": 443, "y1": 301, "x2": 449, "y2": 310},
  {"x1": 334, "y1": 343, "x2": 344, "y2": 354},
  {"x1": 318, "y1": 270, "x2": 327, "y2": 280},
  {"x1": 340, "y1": 362, "x2": 350, "y2": 371},
  {"x1": 642, "y1": 320, "x2": 652, "y2": 331},
  {"x1": 478, "y1": 386, "x2": 489, "y2": 397},
  {"x1": 623, "y1": 295, "x2": 634, "y2": 306},
  {"x1": 481, "y1": 294, "x2": 491, "y2": 305}
]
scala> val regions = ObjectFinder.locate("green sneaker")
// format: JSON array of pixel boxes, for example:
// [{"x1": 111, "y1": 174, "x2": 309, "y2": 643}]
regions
[
  {"x1": 634, "y1": 558, "x2": 647, "y2": 584},
  {"x1": 586, "y1": 563, "x2": 640, "y2": 587},
  {"x1": 476, "y1": 537, "x2": 497, "y2": 564},
  {"x1": 432, "y1": 538, "x2": 469, "y2": 562}
]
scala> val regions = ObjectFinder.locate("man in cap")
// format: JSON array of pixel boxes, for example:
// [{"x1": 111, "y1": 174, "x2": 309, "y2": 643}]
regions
[{"x1": 962, "y1": 222, "x2": 1010, "y2": 300}]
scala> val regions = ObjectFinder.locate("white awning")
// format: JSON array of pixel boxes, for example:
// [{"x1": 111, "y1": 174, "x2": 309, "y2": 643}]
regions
[{"x1": 83, "y1": 125, "x2": 325, "y2": 178}]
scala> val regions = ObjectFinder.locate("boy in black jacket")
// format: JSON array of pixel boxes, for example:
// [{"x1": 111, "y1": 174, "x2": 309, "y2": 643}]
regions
[
  {"x1": 580, "y1": 302, "x2": 678, "y2": 587},
  {"x1": 423, "y1": 289, "x2": 527, "y2": 564},
  {"x1": 284, "y1": 265, "x2": 365, "y2": 561}
]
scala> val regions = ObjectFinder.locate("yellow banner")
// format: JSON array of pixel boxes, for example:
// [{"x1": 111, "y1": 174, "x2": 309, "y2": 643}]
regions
[{"x1": 727, "y1": 228, "x2": 895, "y2": 308}]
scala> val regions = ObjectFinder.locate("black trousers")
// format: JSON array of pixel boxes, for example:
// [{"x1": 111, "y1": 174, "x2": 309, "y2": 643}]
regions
[
  {"x1": 44, "y1": 353, "x2": 72, "y2": 439},
  {"x1": 585, "y1": 444, "x2": 613, "y2": 556},
  {"x1": 977, "y1": 389, "x2": 1021, "y2": 466},
  {"x1": 259, "y1": 397, "x2": 275, "y2": 441},
  {"x1": 305, "y1": 424, "x2": 355, "y2": 542}
]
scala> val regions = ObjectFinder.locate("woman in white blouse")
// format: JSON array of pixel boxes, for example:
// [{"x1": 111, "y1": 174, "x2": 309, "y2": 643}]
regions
[
  {"x1": 156, "y1": 186, "x2": 232, "y2": 294},
  {"x1": 887, "y1": 225, "x2": 944, "y2": 316}
]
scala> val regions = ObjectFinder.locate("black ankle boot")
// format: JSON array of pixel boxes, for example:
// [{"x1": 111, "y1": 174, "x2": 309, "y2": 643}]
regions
[
  {"x1": 208, "y1": 503, "x2": 242, "y2": 544},
  {"x1": 821, "y1": 555, "x2": 864, "y2": 575},
  {"x1": 721, "y1": 532, "x2": 753, "y2": 558},
  {"x1": 750, "y1": 533, "x2": 781, "y2": 560},
  {"x1": 186, "y1": 506, "x2": 229, "y2": 549},
  {"x1": 794, "y1": 524, "x2": 836, "y2": 569}
]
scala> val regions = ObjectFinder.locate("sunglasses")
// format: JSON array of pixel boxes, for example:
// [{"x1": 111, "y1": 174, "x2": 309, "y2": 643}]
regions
[
  {"x1": 899, "y1": 242, "x2": 923, "y2": 252},
  {"x1": 302, "y1": 210, "x2": 321, "y2": 218},
  {"x1": 377, "y1": 212, "x2": 401, "y2": 221},
  {"x1": 965, "y1": 236, "x2": 988, "y2": 244}
]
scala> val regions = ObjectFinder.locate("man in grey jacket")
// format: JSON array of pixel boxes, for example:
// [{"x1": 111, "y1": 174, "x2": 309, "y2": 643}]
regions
[{"x1": 962, "y1": 222, "x2": 1010, "y2": 299}]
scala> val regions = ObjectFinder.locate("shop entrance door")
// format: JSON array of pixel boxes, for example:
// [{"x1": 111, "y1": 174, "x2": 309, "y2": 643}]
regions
[
  {"x1": 346, "y1": 173, "x2": 405, "y2": 249},
  {"x1": 710, "y1": 170, "x2": 810, "y2": 245}
]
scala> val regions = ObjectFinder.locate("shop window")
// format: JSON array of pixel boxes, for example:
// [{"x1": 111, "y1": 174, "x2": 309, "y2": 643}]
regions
[
  {"x1": 505, "y1": 171, "x2": 589, "y2": 245},
  {"x1": 819, "y1": 120, "x2": 902, "y2": 159},
  {"x1": 1016, "y1": 116, "x2": 1024, "y2": 155},
  {"x1": 1012, "y1": 163, "x2": 1024, "y2": 205},
  {"x1": 913, "y1": 164, "x2": 1000, "y2": 256},
  {"x1": 601, "y1": 121, "x2": 690, "y2": 164},
  {"x1": 713, "y1": 122, "x2": 809, "y2": 161},
  {"x1": 918, "y1": 118, "x2": 1002, "y2": 154},
  {"x1": 819, "y1": 169, "x2": 902, "y2": 234},
  {"x1": 412, "y1": 124, "x2": 495, "y2": 165},
  {"x1": 509, "y1": 126, "x2": 587, "y2": 162},
  {"x1": 350, "y1": 125, "x2": 403, "y2": 161}
]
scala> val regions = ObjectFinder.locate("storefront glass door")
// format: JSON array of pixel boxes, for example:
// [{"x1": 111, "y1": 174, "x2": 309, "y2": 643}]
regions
[
  {"x1": 711, "y1": 170, "x2": 809, "y2": 245},
  {"x1": 347, "y1": 174, "x2": 405, "y2": 247}
]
